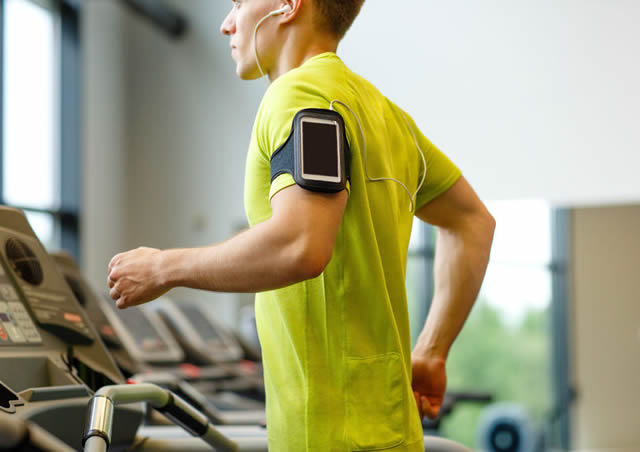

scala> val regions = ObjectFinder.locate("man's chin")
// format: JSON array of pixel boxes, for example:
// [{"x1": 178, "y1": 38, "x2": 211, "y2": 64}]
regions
[{"x1": 236, "y1": 65, "x2": 263, "y2": 81}]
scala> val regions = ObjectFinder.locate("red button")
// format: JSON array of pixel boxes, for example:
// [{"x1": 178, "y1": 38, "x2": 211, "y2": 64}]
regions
[
  {"x1": 179, "y1": 363, "x2": 202, "y2": 379},
  {"x1": 63, "y1": 312, "x2": 83, "y2": 323},
  {"x1": 101, "y1": 325, "x2": 115, "y2": 337}
]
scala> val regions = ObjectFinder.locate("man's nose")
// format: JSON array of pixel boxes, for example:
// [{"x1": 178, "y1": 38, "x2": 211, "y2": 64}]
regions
[{"x1": 220, "y1": 10, "x2": 235, "y2": 36}]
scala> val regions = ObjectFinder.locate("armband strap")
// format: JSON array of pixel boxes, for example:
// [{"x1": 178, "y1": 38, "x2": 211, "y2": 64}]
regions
[
  {"x1": 270, "y1": 108, "x2": 350, "y2": 193},
  {"x1": 270, "y1": 131, "x2": 295, "y2": 184}
]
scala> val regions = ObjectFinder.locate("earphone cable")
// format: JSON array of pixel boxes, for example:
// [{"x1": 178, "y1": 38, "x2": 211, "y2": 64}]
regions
[{"x1": 330, "y1": 100, "x2": 427, "y2": 212}]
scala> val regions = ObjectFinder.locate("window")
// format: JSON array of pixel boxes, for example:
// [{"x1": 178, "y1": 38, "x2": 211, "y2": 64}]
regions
[
  {"x1": 1, "y1": 0, "x2": 81, "y2": 256},
  {"x1": 407, "y1": 201, "x2": 571, "y2": 450}
]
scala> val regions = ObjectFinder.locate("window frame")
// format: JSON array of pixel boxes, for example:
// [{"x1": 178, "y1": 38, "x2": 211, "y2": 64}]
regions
[{"x1": 0, "y1": 0, "x2": 81, "y2": 260}]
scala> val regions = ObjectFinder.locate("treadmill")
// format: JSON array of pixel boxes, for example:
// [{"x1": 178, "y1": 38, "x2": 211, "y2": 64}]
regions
[
  {"x1": 0, "y1": 207, "x2": 142, "y2": 449},
  {"x1": 0, "y1": 207, "x2": 272, "y2": 451},
  {"x1": 150, "y1": 298, "x2": 265, "y2": 410}
]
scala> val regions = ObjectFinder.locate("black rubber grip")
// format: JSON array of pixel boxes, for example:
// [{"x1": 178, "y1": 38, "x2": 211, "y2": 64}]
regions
[
  {"x1": 451, "y1": 392, "x2": 493, "y2": 403},
  {"x1": 159, "y1": 393, "x2": 209, "y2": 437}
]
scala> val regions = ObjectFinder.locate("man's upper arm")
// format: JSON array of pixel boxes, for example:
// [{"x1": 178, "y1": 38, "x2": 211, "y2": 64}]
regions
[
  {"x1": 270, "y1": 184, "x2": 348, "y2": 272},
  {"x1": 416, "y1": 176, "x2": 490, "y2": 229}
]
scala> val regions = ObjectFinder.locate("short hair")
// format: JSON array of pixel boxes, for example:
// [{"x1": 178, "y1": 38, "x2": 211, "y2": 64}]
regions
[{"x1": 312, "y1": 0, "x2": 365, "y2": 40}]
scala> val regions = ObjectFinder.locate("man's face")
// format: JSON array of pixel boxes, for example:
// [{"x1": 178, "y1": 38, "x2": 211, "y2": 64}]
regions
[{"x1": 220, "y1": 0, "x2": 281, "y2": 80}]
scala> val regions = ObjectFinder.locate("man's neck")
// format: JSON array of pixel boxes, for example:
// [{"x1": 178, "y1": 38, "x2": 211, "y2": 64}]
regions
[{"x1": 267, "y1": 29, "x2": 338, "y2": 82}]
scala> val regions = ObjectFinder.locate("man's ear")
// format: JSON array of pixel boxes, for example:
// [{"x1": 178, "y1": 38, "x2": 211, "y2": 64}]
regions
[{"x1": 279, "y1": 0, "x2": 303, "y2": 25}]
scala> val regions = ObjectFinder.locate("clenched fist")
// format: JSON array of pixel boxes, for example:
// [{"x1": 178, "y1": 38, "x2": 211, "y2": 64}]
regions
[
  {"x1": 107, "y1": 247, "x2": 170, "y2": 309},
  {"x1": 411, "y1": 352, "x2": 447, "y2": 420}
]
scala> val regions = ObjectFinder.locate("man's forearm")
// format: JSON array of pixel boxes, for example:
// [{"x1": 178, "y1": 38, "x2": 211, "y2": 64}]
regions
[
  {"x1": 108, "y1": 186, "x2": 347, "y2": 308},
  {"x1": 414, "y1": 212, "x2": 495, "y2": 358},
  {"x1": 158, "y1": 217, "x2": 326, "y2": 293}
]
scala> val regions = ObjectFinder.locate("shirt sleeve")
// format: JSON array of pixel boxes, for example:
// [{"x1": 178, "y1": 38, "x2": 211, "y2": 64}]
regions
[{"x1": 408, "y1": 117, "x2": 462, "y2": 212}]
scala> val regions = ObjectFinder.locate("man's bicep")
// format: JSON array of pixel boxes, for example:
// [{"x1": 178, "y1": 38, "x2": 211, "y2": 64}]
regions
[
  {"x1": 415, "y1": 176, "x2": 488, "y2": 229},
  {"x1": 270, "y1": 184, "x2": 348, "y2": 251}
]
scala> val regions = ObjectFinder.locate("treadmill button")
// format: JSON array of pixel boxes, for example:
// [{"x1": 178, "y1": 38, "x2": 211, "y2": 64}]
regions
[
  {"x1": 101, "y1": 325, "x2": 115, "y2": 337},
  {"x1": 63, "y1": 312, "x2": 83, "y2": 324},
  {"x1": 4, "y1": 320, "x2": 26, "y2": 343},
  {"x1": 8, "y1": 302, "x2": 25, "y2": 313},
  {"x1": 24, "y1": 328, "x2": 42, "y2": 343},
  {"x1": 0, "y1": 285, "x2": 19, "y2": 301},
  {"x1": 0, "y1": 324, "x2": 8, "y2": 342}
]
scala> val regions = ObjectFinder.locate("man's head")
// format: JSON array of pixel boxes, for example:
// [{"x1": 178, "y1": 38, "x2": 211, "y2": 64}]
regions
[
  {"x1": 220, "y1": 0, "x2": 364, "y2": 80},
  {"x1": 312, "y1": 0, "x2": 365, "y2": 41}
]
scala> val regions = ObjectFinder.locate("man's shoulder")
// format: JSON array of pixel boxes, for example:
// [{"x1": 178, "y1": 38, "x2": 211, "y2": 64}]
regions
[{"x1": 262, "y1": 53, "x2": 349, "y2": 109}]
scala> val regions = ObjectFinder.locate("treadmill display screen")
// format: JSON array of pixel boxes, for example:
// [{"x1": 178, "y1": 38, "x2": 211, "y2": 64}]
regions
[
  {"x1": 107, "y1": 302, "x2": 171, "y2": 353},
  {"x1": 180, "y1": 305, "x2": 221, "y2": 342}
]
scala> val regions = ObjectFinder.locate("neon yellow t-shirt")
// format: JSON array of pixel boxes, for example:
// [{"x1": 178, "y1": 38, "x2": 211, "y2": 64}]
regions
[{"x1": 244, "y1": 53, "x2": 461, "y2": 451}]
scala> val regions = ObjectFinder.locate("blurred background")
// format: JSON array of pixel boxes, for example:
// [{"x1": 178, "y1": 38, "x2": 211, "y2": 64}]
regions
[{"x1": 1, "y1": 0, "x2": 638, "y2": 449}]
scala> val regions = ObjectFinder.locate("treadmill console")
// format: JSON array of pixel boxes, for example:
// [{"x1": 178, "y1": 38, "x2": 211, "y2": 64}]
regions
[
  {"x1": 0, "y1": 263, "x2": 41, "y2": 346},
  {"x1": 50, "y1": 252, "x2": 122, "y2": 349},
  {"x1": 153, "y1": 299, "x2": 243, "y2": 365},
  {"x1": 97, "y1": 295, "x2": 184, "y2": 365},
  {"x1": 0, "y1": 207, "x2": 143, "y2": 449},
  {"x1": 0, "y1": 213, "x2": 93, "y2": 345}
]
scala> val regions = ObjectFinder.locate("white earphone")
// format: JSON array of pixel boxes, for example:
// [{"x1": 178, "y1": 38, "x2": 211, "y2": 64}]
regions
[
  {"x1": 254, "y1": 3, "x2": 292, "y2": 78},
  {"x1": 268, "y1": 3, "x2": 292, "y2": 16}
]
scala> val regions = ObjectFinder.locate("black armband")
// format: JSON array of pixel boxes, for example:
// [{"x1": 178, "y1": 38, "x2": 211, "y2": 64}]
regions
[{"x1": 270, "y1": 109, "x2": 350, "y2": 193}]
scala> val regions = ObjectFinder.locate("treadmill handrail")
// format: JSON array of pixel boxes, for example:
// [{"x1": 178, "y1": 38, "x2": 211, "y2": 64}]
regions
[{"x1": 83, "y1": 383, "x2": 238, "y2": 452}]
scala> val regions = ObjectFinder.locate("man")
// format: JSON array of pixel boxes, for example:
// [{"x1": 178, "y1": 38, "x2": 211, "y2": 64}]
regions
[{"x1": 108, "y1": 0, "x2": 495, "y2": 450}]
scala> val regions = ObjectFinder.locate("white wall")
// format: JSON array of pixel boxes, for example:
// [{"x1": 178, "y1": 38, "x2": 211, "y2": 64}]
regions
[
  {"x1": 340, "y1": 0, "x2": 640, "y2": 205},
  {"x1": 123, "y1": 0, "x2": 264, "y2": 323},
  {"x1": 81, "y1": 0, "x2": 129, "y2": 291},
  {"x1": 571, "y1": 205, "x2": 640, "y2": 449}
]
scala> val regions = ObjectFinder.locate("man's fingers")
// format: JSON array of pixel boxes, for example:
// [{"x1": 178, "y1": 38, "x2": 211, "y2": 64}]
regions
[
  {"x1": 421, "y1": 395, "x2": 440, "y2": 420},
  {"x1": 108, "y1": 255, "x2": 119, "y2": 273},
  {"x1": 413, "y1": 392, "x2": 441, "y2": 420},
  {"x1": 109, "y1": 286, "x2": 120, "y2": 301}
]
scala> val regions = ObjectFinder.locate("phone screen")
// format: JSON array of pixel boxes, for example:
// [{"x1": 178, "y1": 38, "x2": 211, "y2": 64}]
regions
[{"x1": 301, "y1": 121, "x2": 339, "y2": 178}]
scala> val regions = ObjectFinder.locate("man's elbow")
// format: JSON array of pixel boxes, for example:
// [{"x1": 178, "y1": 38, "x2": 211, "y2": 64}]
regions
[
  {"x1": 486, "y1": 210, "x2": 496, "y2": 235},
  {"x1": 480, "y1": 208, "x2": 496, "y2": 245},
  {"x1": 291, "y1": 241, "x2": 332, "y2": 281}
]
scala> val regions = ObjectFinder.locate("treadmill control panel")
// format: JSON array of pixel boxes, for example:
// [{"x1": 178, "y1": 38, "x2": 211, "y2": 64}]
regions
[
  {"x1": 51, "y1": 253, "x2": 124, "y2": 350},
  {"x1": 180, "y1": 305, "x2": 223, "y2": 341},
  {"x1": 20, "y1": 285, "x2": 93, "y2": 345},
  {"x1": 0, "y1": 267, "x2": 41, "y2": 346},
  {"x1": 154, "y1": 300, "x2": 244, "y2": 364},
  {"x1": 105, "y1": 301, "x2": 172, "y2": 354},
  {"x1": 98, "y1": 295, "x2": 185, "y2": 364},
  {"x1": 0, "y1": 236, "x2": 94, "y2": 346}
]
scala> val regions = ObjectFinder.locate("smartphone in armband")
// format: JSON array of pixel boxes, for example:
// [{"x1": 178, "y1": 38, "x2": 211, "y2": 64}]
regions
[{"x1": 271, "y1": 109, "x2": 350, "y2": 193}]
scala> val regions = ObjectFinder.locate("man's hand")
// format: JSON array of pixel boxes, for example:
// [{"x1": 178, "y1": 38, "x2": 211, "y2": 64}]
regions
[
  {"x1": 107, "y1": 247, "x2": 170, "y2": 309},
  {"x1": 411, "y1": 353, "x2": 447, "y2": 420}
]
